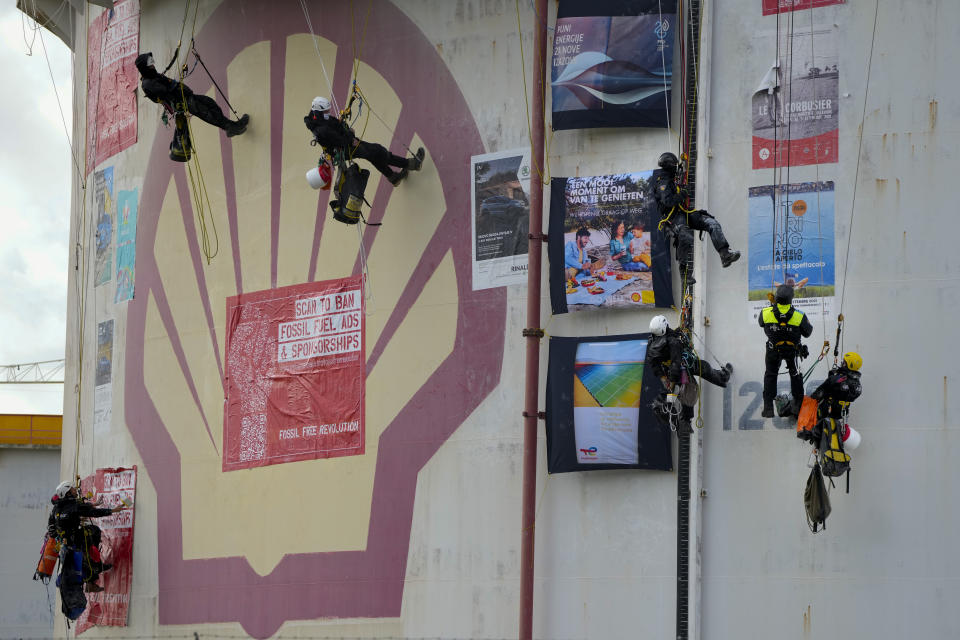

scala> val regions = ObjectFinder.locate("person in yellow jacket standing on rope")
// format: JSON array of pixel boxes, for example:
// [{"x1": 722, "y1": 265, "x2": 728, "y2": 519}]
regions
[{"x1": 759, "y1": 284, "x2": 813, "y2": 417}]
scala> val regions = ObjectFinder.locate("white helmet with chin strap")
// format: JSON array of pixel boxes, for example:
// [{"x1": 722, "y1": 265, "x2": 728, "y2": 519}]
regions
[
  {"x1": 649, "y1": 315, "x2": 669, "y2": 336},
  {"x1": 311, "y1": 96, "x2": 331, "y2": 113},
  {"x1": 54, "y1": 481, "x2": 73, "y2": 500}
]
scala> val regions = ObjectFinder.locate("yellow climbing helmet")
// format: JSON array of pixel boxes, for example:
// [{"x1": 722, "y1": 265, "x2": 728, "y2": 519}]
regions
[{"x1": 842, "y1": 352, "x2": 862, "y2": 371}]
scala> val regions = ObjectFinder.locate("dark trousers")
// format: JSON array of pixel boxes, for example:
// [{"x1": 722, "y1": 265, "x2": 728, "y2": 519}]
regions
[
  {"x1": 671, "y1": 209, "x2": 730, "y2": 267},
  {"x1": 763, "y1": 348, "x2": 804, "y2": 406},
  {"x1": 185, "y1": 94, "x2": 234, "y2": 130},
  {"x1": 352, "y1": 140, "x2": 408, "y2": 179},
  {"x1": 686, "y1": 356, "x2": 727, "y2": 387}
]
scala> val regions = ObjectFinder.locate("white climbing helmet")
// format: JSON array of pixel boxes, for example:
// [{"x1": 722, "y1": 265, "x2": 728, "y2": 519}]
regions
[
  {"x1": 54, "y1": 481, "x2": 73, "y2": 500},
  {"x1": 649, "y1": 315, "x2": 669, "y2": 336},
  {"x1": 311, "y1": 96, "x2": 331, "y2": 113}
]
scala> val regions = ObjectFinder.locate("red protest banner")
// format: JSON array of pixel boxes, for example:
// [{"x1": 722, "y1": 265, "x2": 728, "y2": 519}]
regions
[
  {"x1": 223, "y1": 276, "x2": 366, "y2": 471},
  {"x1": 75, "y1": 466, "x2": 137, "y2": 635},
  {"x1": 761, "y1": 0, "x2": 843, "y2": 15},
  {"x1": 86, "y1": 0, "x2": 140, "y2": 174}
]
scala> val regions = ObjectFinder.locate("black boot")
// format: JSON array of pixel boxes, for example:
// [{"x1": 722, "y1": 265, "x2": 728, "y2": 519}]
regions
[
  {"x1": 761, "y1": 400, "x2": 774, "y2": 418},
  {"x1": 719, "y1": 362, "x2": 733, "y2": 386},
  {"x1": 680, "y1": 262, "x2": 696, "y2": 285},
  {"x1": 388, "y1": 168, "x2": 408, "y2": 186},
  {"x1": 407, "y1": 147, "x2": 425, "y2": 171},
  {"x1": 720, "y1": 247, "x2": 741, "y2": 267},
  {"x1": 227, "y1": 114, "x2": 250, "y2": 138}
]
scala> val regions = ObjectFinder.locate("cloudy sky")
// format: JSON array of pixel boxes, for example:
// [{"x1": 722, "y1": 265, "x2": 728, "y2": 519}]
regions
[{"x1": 0, "y1": 4, "x2": 73, "y2": 413}]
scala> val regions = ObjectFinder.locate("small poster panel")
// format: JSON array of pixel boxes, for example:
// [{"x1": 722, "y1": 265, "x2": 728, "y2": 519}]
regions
[
  {"x1": 471, "y1": 149, "x2": 531, "y2": 290},
  {"x1": 223, "y1": 276, "x2": 365, "y2": 471},
  {"x1": 114, "y1": 189, "x2": 138, "y2": 303},
  {"x1": 75, "y1": 466, "x2": 137, "y2": 634},
  {"x1": 752, "y1": 25, "x2": 839, "y2": 168},
  {"x1": 761, "y1": 0, "x2": 843, "y2": 16},
  {"x1": 548, "y1": 172, "x2": 673, "y2": 314},
  {"x1": 748, "y1": 181, "x2": 835, "y2": 322},
  {"x1": 552, "y1": 0, "x2": 676, "y2": 130},
  {"x1": 546, "y1": 333, "x2": 671, "y2": 473},
  {"x1": 94, "y1": 319, "x2": 114, "y2": 435},
  {"x1": 94, "y1": 168, "x2": 115, "y2": 287},
  {"x1": 86, "y1": 0, "x2": 140, "y2": 174}
]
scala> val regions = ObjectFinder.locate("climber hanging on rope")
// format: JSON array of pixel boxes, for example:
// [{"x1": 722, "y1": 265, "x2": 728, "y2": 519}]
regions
[
  {"x1": 646, "y1": 315, "x2": 733, "y2": 432},
  {"x1": 758, "y1": 284, "x2": 814, "y2": 418},
  {"x1": 305, "y1": 96, "x2": 424, "y2": 186},
  {"x1": 135, "y1": 52, "x2": 249, "y2": 160},
  {"x1": 651, "y1": 152, "x2": 740, "y2": 284}
]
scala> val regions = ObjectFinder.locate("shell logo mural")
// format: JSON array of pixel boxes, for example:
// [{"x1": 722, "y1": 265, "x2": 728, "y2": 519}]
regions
[{"x1": 124, "y1": 3, "x2": 505, "y2": 636}]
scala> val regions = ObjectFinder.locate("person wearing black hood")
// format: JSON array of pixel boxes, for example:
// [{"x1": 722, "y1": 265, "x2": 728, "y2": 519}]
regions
[
  {"x1": 134, "y1": 52, "x2": 249, "y2": 137},
  {"x1": 758, "y1": 284, "x2": 814, "y2": 417},
  {"x1": 304, "y1": 96, "x2": 424, "y2": 186},
  {"x1": 651, "y1": 151, "x2": 740, "y2": 284}
]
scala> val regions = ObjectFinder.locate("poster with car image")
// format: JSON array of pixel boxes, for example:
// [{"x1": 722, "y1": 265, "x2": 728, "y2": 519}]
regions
[{"x1": 470, "y1": 149, "x2": 531, "y2": 290}]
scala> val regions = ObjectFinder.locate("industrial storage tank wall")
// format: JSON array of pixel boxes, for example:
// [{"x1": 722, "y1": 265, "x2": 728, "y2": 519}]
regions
[
  {"x1": 698, "y1": 1, "x2": 960, "y2": 638},
  {"x1": 57, "y1": 1, "x2": 959, "y2": 639}
]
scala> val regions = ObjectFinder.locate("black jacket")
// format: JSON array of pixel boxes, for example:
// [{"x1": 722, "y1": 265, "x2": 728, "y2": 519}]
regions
[
  {"x1": 140, "y1": 69, "x2": 192, "y2": 107},
  {"x1": 650, "y1": 168, "x2": 687, "y2": 217},
  {"x1": 304, "y1": 110, "x2": 354, "y2": 151},
  {"x1": 811, "y1": 366, "x2": 862, "y2": 415},
  {"x1": 48, "y1": 496, "x2": 112, "y2": 543},
  {"x1": 758, "y1": 304, "x2": 813, "y2": 347},
  {"x1": 645, "y1": 328, "x2": 688, "y2": 382}
]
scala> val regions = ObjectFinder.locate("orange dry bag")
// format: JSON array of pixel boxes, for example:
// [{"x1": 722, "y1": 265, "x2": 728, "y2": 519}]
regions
[{"x1": 34, "y1": 535, "x2": 60, "y2": 582}]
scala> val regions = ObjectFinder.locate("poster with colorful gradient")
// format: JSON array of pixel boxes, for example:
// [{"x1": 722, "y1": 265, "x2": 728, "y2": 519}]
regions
[
  {"x1": 114, "y1": 189, "x2": 138, "y2": 303},
  {"x1": 546, "y1": 333, "x2": 671, "y2": 473},
  {"x1": 86, "y1": 0, "x2": 140, "y2": 174},
  {"x1": 551, "y1": 0, "x2": 676, "y2": 130},
  {"x1": 223, "y1": 276, "x2": 365, "y2": 471}
]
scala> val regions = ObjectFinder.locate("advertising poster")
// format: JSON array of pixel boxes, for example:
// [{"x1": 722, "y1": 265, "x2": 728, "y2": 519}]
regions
[
  {"x1": 470, "y1": 149, "x2": 531, "y2": 290},
  {"x1": 548, "y1": 172, "x2": 673, "y2": 314},
  {"x1": 762, "y1": 0, "x2": 844, "y2": 16},
  {"x1": 748, "y1": 181, "x2": 835, "y2": 323},
  {"x1": 223, "y1": 276, "x2": 365, "y2": 471},
  {"x1": 94, "y1": 319, "x2": 114, "y2": 435},
  {"x1": 552, "y1": 0, "x2": 676, "y2": 130},
  {"x1": 114, "y1": 189, "x2": 138, "y2": 303},
  {"x1": 752, "y1": 25, "x2": 838, "y2": 168},
  {"x1": 94, "y1": 167, "x2": 114, "y2": 287},
  {"x1": 86, "y1": 0, "x2": 140, "y2": 174},
  {"x1": 75, "y1": 466, "x2": 137, "y2": 634},
  {"x1": 546, "y1": 333, "x2": 671, "y2": 473}
]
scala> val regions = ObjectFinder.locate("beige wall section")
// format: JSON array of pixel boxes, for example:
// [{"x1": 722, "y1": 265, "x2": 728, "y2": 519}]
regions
[{"x1": 277, "y1": 34, "x2": 339, "y2": 288}]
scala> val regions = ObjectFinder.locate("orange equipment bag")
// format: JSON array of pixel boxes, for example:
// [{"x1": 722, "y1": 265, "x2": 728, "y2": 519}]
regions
[
  {"x1": 796, "y1": 396, "x2": 818, "y2": 441},
  {"x1": 34, "y1": 535, "x2": 60, "y2": 581}
]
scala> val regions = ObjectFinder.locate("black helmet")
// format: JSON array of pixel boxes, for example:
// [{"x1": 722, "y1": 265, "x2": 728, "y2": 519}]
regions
[
  {"x1": 658, "y1": 152, "x2": 679, "y2": 171},
  {"x1": 775, "y1": 284, "x2": 793, "y2": 304}
]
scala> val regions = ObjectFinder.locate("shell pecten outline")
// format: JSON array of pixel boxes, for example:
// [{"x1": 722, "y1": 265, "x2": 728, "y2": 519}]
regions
[{"x1": 124, "y1": 2, "x2": 505, "y2": 634}]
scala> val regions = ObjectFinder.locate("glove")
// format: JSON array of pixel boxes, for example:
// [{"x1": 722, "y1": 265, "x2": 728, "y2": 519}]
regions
[{"x1": 798, "y1": 344, "x2": 810, "y2": 359}]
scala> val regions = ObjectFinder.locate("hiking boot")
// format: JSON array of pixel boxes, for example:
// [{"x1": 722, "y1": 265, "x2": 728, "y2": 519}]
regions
[
  {"x1": 387, "y1": 168, "x2": 408, "y2": 186},
  {"x1": 719, "y1": 362, "x2": 733, "y2": 386},
  {"x1": 407, "y1": 147, "x2": 425, "y2": 171},
  {"x1": 226, "y1": 113, "x2": 250, "y2": 137},
  {"x1": 85, "y1": 582, "x2": 104, "y2": 593},
  {"x1": 761, "y1": 403, "x2": 774, "y2": 418},
  {"x1": 720, "y1": 247, "x2": 741, "y2": 268}
]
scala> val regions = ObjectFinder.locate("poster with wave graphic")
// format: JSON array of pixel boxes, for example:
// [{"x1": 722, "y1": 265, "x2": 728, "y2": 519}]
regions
[{"x1": 552, "y1": 0, "x2": 676, "y2": 131}]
